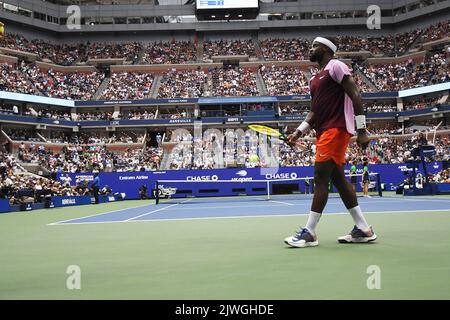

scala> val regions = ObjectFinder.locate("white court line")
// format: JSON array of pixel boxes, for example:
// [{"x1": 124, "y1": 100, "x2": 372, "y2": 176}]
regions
[
  {"x1": 47, "y1": 203, "x2": 154, "y2": 226},
  {"x1": 168, "y1": 203, "x2": 290, "y2": 210},
  {"x1": 48, "y1": 198, "x2": 450, "y2": 225},
  {"x1": 145, "y1": 199, "x2": 449, "y2": 211},
  {"x1": 382, "y1": 197, "x2": 450, "y2": 202},
  {"x1": 47, "y1": 200, "x2": 306, "y2": 225},
  {"x1": 124, "y1": 199, "x2": 193, "y2": 221},
  {"x1": 47, "y1": 208, "x2": 450, "y2": 226},
  {"x1": 269, "y1": 200, "x2": 295, "y2": 206}
]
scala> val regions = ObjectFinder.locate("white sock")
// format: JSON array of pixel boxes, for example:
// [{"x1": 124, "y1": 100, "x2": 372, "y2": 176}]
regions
[
  {"x1": 305, "y1": 211, "x2": 321, "y2": 235},
  {"x1": 348, "y1": 206, "x2": 369, "y2": 230}
]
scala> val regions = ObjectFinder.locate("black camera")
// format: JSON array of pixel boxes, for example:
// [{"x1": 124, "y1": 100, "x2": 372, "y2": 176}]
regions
[{"x1": 139, "y1": 185, "x2": 148, "y2": 200}]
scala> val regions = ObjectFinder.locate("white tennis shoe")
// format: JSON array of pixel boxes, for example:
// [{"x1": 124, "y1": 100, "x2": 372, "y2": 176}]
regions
[
  {"x1": 338, "y1": 226, "x2": 377, "y2": 243},
  {"x1": 284, "y1": 228, "x2": 318, "y2": 248}
]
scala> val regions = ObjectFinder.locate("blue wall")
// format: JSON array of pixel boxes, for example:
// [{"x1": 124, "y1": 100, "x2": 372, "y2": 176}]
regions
[{"x1": 56, "y1": 162, "x2": 443, "y2": 199}]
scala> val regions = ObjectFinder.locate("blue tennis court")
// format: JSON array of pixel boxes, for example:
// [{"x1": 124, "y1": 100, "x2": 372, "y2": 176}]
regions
[{"x1": 49, "y1": 195, "x2": 450, "y2": 225}]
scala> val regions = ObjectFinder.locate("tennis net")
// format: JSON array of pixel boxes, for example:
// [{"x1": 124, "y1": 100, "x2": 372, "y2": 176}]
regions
[{"x1": 154, "y1": 173, "x2": 382, "y2": 205}]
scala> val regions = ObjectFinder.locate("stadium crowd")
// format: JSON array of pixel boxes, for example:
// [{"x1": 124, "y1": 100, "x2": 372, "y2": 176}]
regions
[
  {"x1": 119, "y1": 109, "x2": 156, "y2": 120},
  {"x1": 157, "y1": 68, "x2": 207, "y2": 98},
  {"x1": 361, "y1": 48, "x2": 450, "y2": 91},
  {"x1": 260, "y1": 38, "x2": 310, "y2": 61},
  {"x1": 142, "y1": 41, "x2": 197, "y2": 64},
  {"x1": 100, "y1": 72, "x2": 154, "y2": 101},
  {"x1": 22, "y1": 64, "x2": 104, "y2": 100},
  {"x1": 203, "y1": 40, "x2": 257, "y2": 60},
  {"x1": 403, "y1": 94, "x2": 444, "y2": 111},
  {"x1": 210, "y1": 66, "x2": 259, "y2": 97},
  {"x1": 419, "y1": 20, "x2": 450, "y2": 43},
  {"x1": 45, "y1": 131, "x2": 145, "y2": 144},
  {"x1": 366, "y1": 101, "x2": 398, "y2": 113},
  {"x1": 279, "y1": 103, "x2": 309, "y2": 116},
  {"x1": 260, "y1": 65, "x2": 310, "y2": 95},
  {"x1": 0, "y1": 61, "x2": 38, "y2": 95},
  {"x1": 0, "y1": 19, "x2": 447, "y2": 68},
  {"x1": 0, "y1": 39, "x2": 448, "y2": 100},
  {"x1": 86, "y1": 42, "x2": 142, "y2": 64}
]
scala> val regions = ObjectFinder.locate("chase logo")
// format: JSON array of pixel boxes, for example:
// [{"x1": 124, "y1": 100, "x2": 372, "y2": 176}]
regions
[
  {"x1": 62, "y1": 198, "x2": 76, "y2": 205},
  {"x1": 265, "y1": 172, "x2": 297, "y2": 180},
  {"x1": 433, "y1": 163, "x2": 439, "y2": 169},
  {"x1": 187, "y1": 175, "x2": 219, "y2": 181},
  {"x1": 236, "y1": 170, "x2": 248, "y2": 177}
]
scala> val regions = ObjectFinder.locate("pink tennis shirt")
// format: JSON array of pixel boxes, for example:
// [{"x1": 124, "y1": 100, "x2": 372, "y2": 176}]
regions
[{"x1": 309, "y1": 59, "x2": 355, "y2": 137}]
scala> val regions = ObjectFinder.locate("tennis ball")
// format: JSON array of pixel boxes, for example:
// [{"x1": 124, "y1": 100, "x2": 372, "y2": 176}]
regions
[{"x1": 249, "y1": 154, "x2": 259, "y2": 163}]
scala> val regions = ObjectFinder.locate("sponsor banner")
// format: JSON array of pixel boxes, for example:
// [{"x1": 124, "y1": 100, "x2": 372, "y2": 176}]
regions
[
  {"x1": 76, "y1": 118, "x2": 196, "y2": 127},
  {"x1": 276, "y1": 95, "x2": 311, "y2": 101},
  {"x1": 198, "y1": 96, "x2": 277, "y2": 104},
  {"x1": 75, "y1": 98, "x2": 198, "y2": 107},
  {"x1": 50, "y1": 196, "x2": 94, "y2": 207},
  {"x1": 98, "y1": 194, "x2": 125, "y2": 203},
  {"x1": 2, "y1": 105, "x2": 447, "y2": 128},
  {"x1": 57, "y1": 162, "x2": 443, "y2": 199},
  {"x1": 362, "y1": 91, "x2": 398, "y2": 98}
]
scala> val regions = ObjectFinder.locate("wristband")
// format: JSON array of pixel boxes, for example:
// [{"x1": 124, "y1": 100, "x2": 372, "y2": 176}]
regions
[
  {"x1": 355, "y1": 115, "x2": 366, "y2": 130},
  {"x1": 297, "y1": 121, "x2": 311, "y2": 134}
]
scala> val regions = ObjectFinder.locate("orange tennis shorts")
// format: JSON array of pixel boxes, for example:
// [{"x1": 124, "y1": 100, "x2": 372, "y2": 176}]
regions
[{"x1": 315, "y1": 128, "x2": 352, "y2": 166}]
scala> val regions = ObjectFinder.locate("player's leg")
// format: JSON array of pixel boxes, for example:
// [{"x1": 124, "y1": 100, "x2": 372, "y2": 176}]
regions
[
  {"x1": 330, "y1": 164, "x2": 358, "y2": 209},
  {"x1": 364, "y1": 181, "x2": 369, "y2": 197},
  {"x1": 330, "y1": 165, "x2": 377, "y2": 243},
  {"x1": 284, "y1": 160, "x2": 335, "y2": 248},
  {"x1": 311, "y1": 159, "x2": 336, "y2": 213},
  {"x1": 351, "y1": 177, "x2": 357, "y2": 192}
]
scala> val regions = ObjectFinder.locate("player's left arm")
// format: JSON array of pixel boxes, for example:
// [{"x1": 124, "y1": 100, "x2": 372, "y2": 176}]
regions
[{"x1": 340, "y1": 75, "x2": 369, "y2": 149}]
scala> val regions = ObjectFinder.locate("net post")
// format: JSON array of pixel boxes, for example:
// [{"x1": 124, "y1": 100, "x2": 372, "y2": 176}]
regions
[
  {"x1": 376, "y1": 173, "x2": 383, "y2": 197},
  {"x1": 155, "y1": 180, "x2": 159, "y2": 205},
  {"x1": 266, "y1": 180, "x2": 270, "y2": 200}
]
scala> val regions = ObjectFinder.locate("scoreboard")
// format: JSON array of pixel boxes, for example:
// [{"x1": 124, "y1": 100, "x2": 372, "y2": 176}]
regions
[
  {"x1": 196, "y1": 0, "x2": 259, "y2": 10},
  {"x1": 195, "y1": 0, "x2": 260, "y2": 20}
]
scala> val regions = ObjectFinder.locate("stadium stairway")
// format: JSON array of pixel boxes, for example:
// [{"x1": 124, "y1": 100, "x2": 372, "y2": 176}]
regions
[
  {"x1": 196, "y1": 34, "x2": 204, "y2": 62},
  {"x1": 36, "y1": 132, "x2": 47, "y2": 142},
  {"x1": 150, "y1": 75, "x2": 162, "y2": 98},
  {"x1": 135, "y1": 45, "x2": 147, "y2": 65},
  {"x1": 354, "y1": 66, "x2": 378, "y2": 91},
  {"x1": 405, "y1": 29, "x2": 425, "y2": 54},
  {"x1": 438, "y1": 92, "x2": 449, "y2": 104},
  {"x1": 256, "y1": 70, "x2": 269, "y2": 96},
  {"x1": 160, "y1": 149, "x2": 172, "y2": 170},
  {"x1": 305, "y1": 69, "x2": 313, "y2": 81},
  {"x1": 19, "y1": 162, "x2": 50, "y2": 177},
  {"x1": 204, "y1": 76, "x2": 211, "y2": 96},
  {"x1": 92, "y1": 76, "x2": 110, "y2": 100},
  {"x1": 252, "y1": 36, "x2": 264, "y2": 61}
]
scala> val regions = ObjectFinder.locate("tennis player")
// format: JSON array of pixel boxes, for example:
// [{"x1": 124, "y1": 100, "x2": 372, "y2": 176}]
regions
[{"x1": 284, "y1": 37, "x2": 377, "y2": 247}]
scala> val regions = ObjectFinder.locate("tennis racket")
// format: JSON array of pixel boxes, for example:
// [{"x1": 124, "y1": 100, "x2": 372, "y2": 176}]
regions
[{"x1": 247, "y1": 124, "x2": 309, "y2": 153}]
